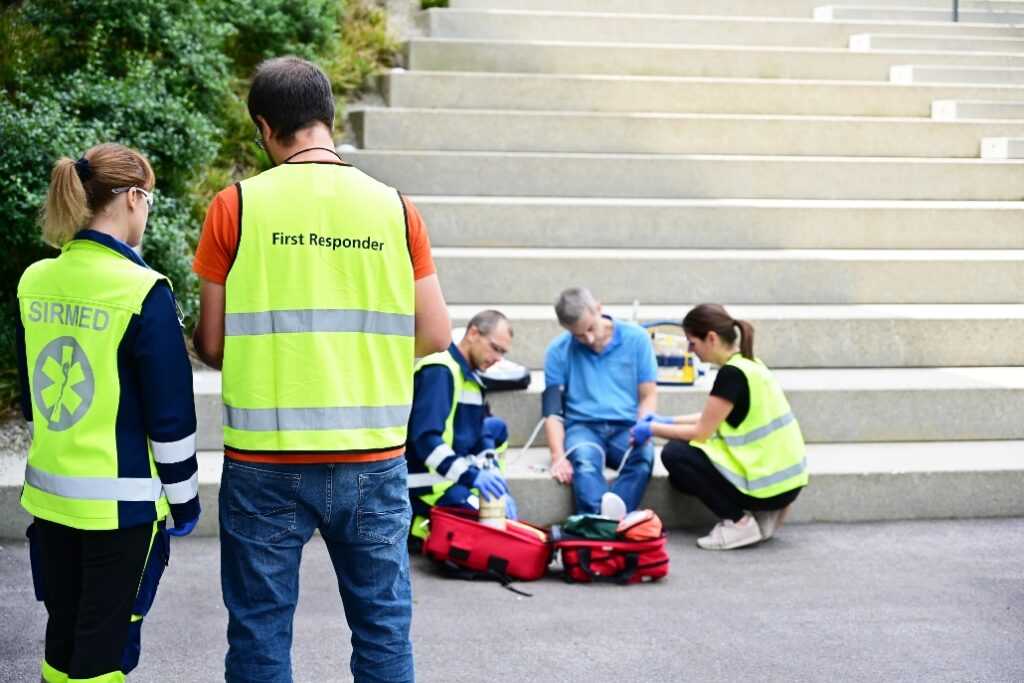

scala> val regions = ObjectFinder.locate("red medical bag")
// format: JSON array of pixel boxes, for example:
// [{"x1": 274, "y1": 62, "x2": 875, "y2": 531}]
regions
[
  {"x1": 423, "y1": 507, "x2": 554, "y2": 583},
  {"x1": 555, "y1": 534, "x2": 670, "y2": 584}
]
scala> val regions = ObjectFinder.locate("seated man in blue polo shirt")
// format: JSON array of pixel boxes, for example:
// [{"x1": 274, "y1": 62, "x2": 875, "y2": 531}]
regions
[{"x1": 543, "y1": 288, "x2": 659, "y2": 518}]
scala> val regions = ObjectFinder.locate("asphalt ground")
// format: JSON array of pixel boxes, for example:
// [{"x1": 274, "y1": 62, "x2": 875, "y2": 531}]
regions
[{"x1": 1, "y1": 518, "x2": 1022, "y2": 683}]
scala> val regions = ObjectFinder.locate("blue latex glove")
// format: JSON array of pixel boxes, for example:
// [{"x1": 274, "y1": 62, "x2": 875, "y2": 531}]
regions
[
  {"x1": 473, "y1": 468, "x2": 510, "y2": 501},
  {"x1": 642, "y1": 412, "x2": 674, "y2": 425},
  {"x1": 631, "y1": 421, "x2": 653, "y2": 445},
  {"x1": 167, "y1": 517, "x2": 199, "y2": 537},
  {"x1": 505, "y1": 494, "x2": 519, "y2": 521}
]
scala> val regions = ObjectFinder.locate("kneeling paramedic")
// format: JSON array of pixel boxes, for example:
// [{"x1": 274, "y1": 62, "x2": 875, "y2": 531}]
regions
[
  {"x1": 407, "y1": 310, "x2": 519, "y2": 542},
  {"x1": 17, "y1": 143, "x2": 199, "y2": 683}
]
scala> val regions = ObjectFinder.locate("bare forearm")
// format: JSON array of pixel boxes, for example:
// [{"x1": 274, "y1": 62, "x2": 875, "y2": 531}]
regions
[{"x1": 544, "y1": 417, "x2": 566, "y2": 462}]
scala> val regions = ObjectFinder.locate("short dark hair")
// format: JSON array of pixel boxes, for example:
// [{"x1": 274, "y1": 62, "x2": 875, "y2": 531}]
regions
[
  {"x1": 467, "y1": 309, "x2": 512, "y2": 338},
  {"x1": 248, "y1": 56, "x2": 334, "y2": 146}
]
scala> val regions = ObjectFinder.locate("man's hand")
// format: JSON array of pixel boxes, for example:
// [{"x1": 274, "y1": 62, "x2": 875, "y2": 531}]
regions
[
  {"x1": 642, "y1": 412, "x2": 674, "y2": 425},
  {"x1": 550, "y1": 457, "x2": 573, "y2": 485}
]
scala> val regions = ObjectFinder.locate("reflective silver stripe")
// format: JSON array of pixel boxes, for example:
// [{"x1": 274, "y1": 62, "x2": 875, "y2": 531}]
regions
[
  {"x1": 27, "y1": 422, "x2": 34, "y2": 438},
  {"x1": 225, "y1": 309, "x2": 414, "y2": 337},
  {"x1": 458, "y1": 390, "x2": 483, "y2": 406},
  {"x1": 407, "y1": 472, "x2": 445, "y2": 489},
  {"x1": 712, "y1": 457, "x2": 808, "y2": 493},
  {"x1": 162, "y1": 472, "x2": 199, "y2": 504},
  {"x1": 223, "y1": 404, "x2": 411, "y2": 432},
  {"x1": 25, "y1": 464, "x2": 162, "y2": 502},
  {"x1": 712, "y1": 411, "x2": 796, "y2": 448},
  {"x1": 151, "y1": 433, "x2": 196, "y2": 464},
  {"x1": 425, "y1": 443, "x2": 456, "y2": 469},
  {"x1": 445, "y1": 456, "x2": 471, "y2": 482}
]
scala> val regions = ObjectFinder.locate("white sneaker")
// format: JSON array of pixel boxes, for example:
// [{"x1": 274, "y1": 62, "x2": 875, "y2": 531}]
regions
[
  {"x1": 600, "y1": 492, "x2": 627, "y2": 520},
  {"x1": 697, "y1": 516, "x2": 763, "y2": 550},
  {"x1": 753, "y1": 509, "x2": 782, "y2": 540}
]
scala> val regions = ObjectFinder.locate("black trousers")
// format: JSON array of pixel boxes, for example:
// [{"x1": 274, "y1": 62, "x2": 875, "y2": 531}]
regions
[
  {"x1": 33, "y1": 517, "x2": 152, "y2": 679},
  {"x1": 660, "y1": 440, "x2": 801, "y2": 522}
]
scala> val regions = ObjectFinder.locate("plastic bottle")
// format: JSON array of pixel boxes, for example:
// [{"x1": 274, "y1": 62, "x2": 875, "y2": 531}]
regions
[{"x1": 477, "y1": 452, "x2": 507, "y2": 530}]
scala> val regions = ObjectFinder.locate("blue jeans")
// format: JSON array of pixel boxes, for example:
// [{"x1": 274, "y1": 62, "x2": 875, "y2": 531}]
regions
[
  {"x1": 219, "y1": 457, "x2": 414, "y2": 683},
  {"x1": 565, "y1": 420, "x2": 655, "y2": 514}
]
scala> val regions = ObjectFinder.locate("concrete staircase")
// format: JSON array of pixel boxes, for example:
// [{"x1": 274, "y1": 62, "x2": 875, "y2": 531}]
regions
[
  {"x1": 343, "y1": 0, "x2": 1024, "y2": 527},
  {"x1": 6, "y1": 0, "x2": 1023, "y2": 538}
]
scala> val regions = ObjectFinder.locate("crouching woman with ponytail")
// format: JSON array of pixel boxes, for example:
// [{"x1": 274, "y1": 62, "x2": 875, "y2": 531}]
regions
[
  {"x1": 16, "y1": 143, "x2": 199, "y2": 682},
  {"x1": 631, "y1": 304, "x2": 807, "y2": 550}
]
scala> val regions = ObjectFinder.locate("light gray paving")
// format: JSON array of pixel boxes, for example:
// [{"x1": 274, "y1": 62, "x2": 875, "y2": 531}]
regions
[
  {"x1": 414, "y1": 197, "x2": 1024, "y2": 250},
  {"x1": 351, "y1": 107, "x2": 1024, "y2": 158},
  {"x1": 1, "y1": 520, "x2": 1022, "y2": 682},
  {"x1": 382, "y1": 71, "x2": 1024, "y2": 117},
  {"x1": 405, "y1": 38, "x2": 1024, "y2": 81},
  {"x1": 423, "y1": 10, "x2": 1024, "y2": 48},
  {"x1": 344, "y1": 150, "x2": 1024, "y2": 200}
]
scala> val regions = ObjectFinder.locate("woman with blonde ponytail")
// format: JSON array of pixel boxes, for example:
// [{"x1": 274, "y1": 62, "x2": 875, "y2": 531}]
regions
[
  {"x1": 16, "y1": 143, "x2": 199, "y2": 682},
  {"x1": 630, "y1": 303, "x2": 808, "y2": 550}
]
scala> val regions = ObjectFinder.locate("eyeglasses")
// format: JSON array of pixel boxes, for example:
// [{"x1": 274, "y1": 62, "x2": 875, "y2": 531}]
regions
[
  {"x1": 111, "y1": 186, "x2": 154, "y2": 207},
  {"x1": 254, "y1": 127, "x2": 265, "y2": 150}
]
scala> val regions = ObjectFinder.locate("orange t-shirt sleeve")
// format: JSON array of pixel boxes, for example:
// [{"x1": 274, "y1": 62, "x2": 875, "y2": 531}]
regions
[
  {"x1": 402, "y1": 195, "x2": 436, "y2": 281},
  {"x1": 192, "y1": 185, "x2": 240, "y2": 286}
]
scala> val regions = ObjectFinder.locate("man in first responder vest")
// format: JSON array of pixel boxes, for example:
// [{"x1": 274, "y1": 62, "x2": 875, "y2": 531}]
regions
[
  {"x1": 406, "y1": 310, "x2": 518, "y2": 546},
  {"x1": 192, "y1": 56, "x2": 450, "y2": 683}
]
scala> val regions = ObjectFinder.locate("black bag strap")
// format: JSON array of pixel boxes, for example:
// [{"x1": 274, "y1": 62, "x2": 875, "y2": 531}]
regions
[
  {"x1": 435, "y1": 554, "x2": 533, "y2": 597},
  {"x1": 576, "y1": 547, "x2": 639, "y2": 584}
]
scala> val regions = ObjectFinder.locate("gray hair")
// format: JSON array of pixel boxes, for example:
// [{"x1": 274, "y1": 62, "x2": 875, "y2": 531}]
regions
[
  {"x1": 467, "y1": 309, "x2": 512, "y2": 337},
  {"x1": 554, "y1": 287, "x2": 597, "y2": 327}
]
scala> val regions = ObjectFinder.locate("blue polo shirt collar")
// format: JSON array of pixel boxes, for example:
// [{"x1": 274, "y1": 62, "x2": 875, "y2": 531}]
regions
[
  {"x1": 72, "y1": 229, "x2": 150, "y2": 268},
  {"x1": 448, "y1": 342, "x2": 482, "y2": 387}
]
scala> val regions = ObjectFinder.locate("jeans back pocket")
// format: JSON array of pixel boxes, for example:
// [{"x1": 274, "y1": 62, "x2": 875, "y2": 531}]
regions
[
  {"x1": 357, "y1": 461, "x2": 411, "y2": 545},
  {"x1": 226, "y1": 463, "x2": 300, "y2": 543}
]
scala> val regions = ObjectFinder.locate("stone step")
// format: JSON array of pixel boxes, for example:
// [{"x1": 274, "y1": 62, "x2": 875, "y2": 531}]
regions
[
  {"x1": 405, "y1": 39, "x2": 1024, "y2": 82},
  {"x1": 816, "y1": 5, "x2": 1024, "y2": 24},
  {"x1": 5, "y1": 440, "x2": 1021, "y2": 537},
  {"x1": 190, "y1": 367, "x2": 1024, "y2": 451},
  {"x1": 429, "y1": 247, "x2": 1024, "y2": 304},
  {"x1": 932, "y1": 99, "x2": 1024, "y2": 119},
  {"x1": 891, "y1": 64, "x2": 1024, "y2": 84},
  {"x1": 982, "y1": 136, "x2": 1024, "y2": 156},
  {"x1": 448, "y1": 0, "x2": 1024, "y2": 18},
  {"x1": 446, "y1": 304, "x2": 1024, "y2": 370},
  {"x1": 422, "y1": 9, "x2": 1024, "y2": 49},
  {"x1": 344, "y1": 150, "x2": 1024, "y2": 200},
  {"x1": 381, "y1": 70, "x2": 1024, "y2": 117},
  {"x1": 412, "y1": 197, "x2": 1024, "y2": 250},
  {"x1": 487, "y1": 367, "x2": 1024, "y2": 446},
  {"x1": 851, "y1": 32, "x2": 1024, "y2": 52},
  {"x1": 350, "y1": 107, "x2": 1024, "y2": 158}
]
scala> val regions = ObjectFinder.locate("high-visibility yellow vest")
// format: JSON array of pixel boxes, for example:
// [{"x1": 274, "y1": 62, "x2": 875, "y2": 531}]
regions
[
  {"x1": 222, "y1": 163, "x2": 416, "y2": 455},
  {"x1": 692, "y1": 355, "x2": 808, "y2": 498},
  {"x1": 407, "y1": 350, "x2": 507, "y2": 539},
  {"x1": 18, "y1": 239, "x2": 170, "y2": 530}
]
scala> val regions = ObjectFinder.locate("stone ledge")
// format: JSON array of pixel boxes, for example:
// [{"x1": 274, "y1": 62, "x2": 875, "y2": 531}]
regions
[{"x1": 3, "y1": 441, "x2": 1022, "y2": 538}]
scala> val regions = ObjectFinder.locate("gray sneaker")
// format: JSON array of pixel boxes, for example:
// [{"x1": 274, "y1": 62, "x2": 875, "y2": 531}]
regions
[
  {"x1": 754, "y1": 509, "x2": 782, "y2": 540},
  {"x1": 600, "y1": 492, "x2": 627, "y2": 520},
  {"x1": 697, "y1": 517, "x2": 763, "y2": 550}
]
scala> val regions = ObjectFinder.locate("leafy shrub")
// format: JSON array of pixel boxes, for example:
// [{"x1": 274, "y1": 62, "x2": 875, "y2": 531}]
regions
[{"x1": 0, "y1": 0, "x2": 399, "y2": 406}]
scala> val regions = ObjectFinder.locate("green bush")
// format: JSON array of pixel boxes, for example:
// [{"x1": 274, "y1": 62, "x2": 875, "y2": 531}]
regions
[{"x1": 0, "y1": 0, "x2": 399, "y2": 407}]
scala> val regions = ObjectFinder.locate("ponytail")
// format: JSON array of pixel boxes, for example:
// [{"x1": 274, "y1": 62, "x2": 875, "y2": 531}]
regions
[
  {"x1": 682, "y1": 303, "x2": 756, "y2": 360},
  {"x1": 734, "y1": 318, "x2": 755, "y2": 360},
  {"x1": 39, "y1": 143, "x2": 155, "y2": 248},
  {"x1": 41, "y1": 158, "x2": 91, "y2": 248}
]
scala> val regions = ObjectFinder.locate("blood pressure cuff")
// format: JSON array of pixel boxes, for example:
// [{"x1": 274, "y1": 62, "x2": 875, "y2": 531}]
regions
[{"x1": 541, "y1": 384, "x2": 565, "y2": 419}]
